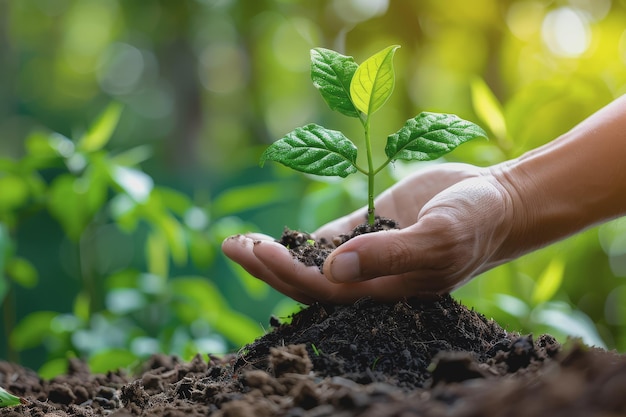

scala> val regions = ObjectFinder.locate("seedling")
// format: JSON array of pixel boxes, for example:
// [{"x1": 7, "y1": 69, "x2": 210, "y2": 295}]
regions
[
  {"x1": 371, "y1": 356, "x2": 382, "y2": 371},
  {"x1": 0, "y1": 386, "x2": 24, "y2": 408},
  {"x1": 310, "y1": 343, "x2": 322, "y2": 356},
  {"x1": 260, "y1": 45, "x2": 487, "y2": 225}
]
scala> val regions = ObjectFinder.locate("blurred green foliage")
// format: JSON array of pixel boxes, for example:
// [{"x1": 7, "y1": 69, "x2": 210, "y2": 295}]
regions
[
  {"x1": 1, "y1": 0, "x2": 626, "y2": 375},
  {"x1": 0, "y1": 102, "x2": 289, "y2": 377}
]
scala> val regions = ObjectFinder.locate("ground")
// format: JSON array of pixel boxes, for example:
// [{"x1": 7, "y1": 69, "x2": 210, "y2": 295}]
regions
[
  {"x1": 2, "y1": 221, "x2": 625, "y2": 416},
  {"x1": 1, "y1": 295, "x2": 625, "y2": 416}
]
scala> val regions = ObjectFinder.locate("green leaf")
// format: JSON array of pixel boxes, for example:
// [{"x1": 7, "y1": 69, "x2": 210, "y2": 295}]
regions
[
  {"x1": 89, "y1": 348, "x2": 138, "y2": 374},
  {"x1": 38, "y1": 357, "x2": 70, "y2": 380},
  {"x1": 0, "y1": 174, "x2": 30, "y2": 212},
  {"x1": 48, "y1": 133, "x2": 76, "y2": 158},
  {"x1": 212, "y1": 310, "x2": 263, "y2": 347},
  {"x1": 146, "y1": 231, "x2": 169, "y2": 278},
  {"x1": 385, "y1": 112, "x2": 487, "y2": 162},
  {"x1": 110, "y1": 194, "x2": 140, "y2": 232},
  {"x1": 170, "y1": 275, "x2": 263, "y2": 346},
  {"x1": 10, "y1": 311, "x2": 58, "y2": 350},
  {"x1": 25, "y1": 130, "x2": 63, "y2": 160},
  {"x1": 155, "y1": 187, "x2": 192, "y2": 217},
  {"x1": 471, "y1": 77, "x2": 507, "y2": 141},
  {"x1": 47, "y1": 172, "x2": 107, "y2": 241},
  {"x1": 157, "y1": 214, "x2": 188, "y2": 266},
  {"x1": 227, "y1": 260, "x2": 269, "y2": 300},
  {"x1": 47, "y1": 175, "x2": 86, "y2": 240},
  {"x1": 73, "y1": 291, "x2": 91, "y2": 323},
  {"x1": 6, "y1": 257, "x2": 38, "y2": 288},
  {"x1": 310, "y1": 48, "x2": 359, "y2": 118},
  {"x1": 24, "y1": 131, "x2": 75, "y2": 162},
  {"x1": 110, "y1": 145, "x2": 153, "y2": 167},
  {"x1": 0, "y1": 386, "x2": 22, "y2": 408},
  {"x1": 77, "y1": 102, "x2": 123, "y2": 153},
  {"x1": 170, "y1": 276, "x2": 226, "y2": 324},
  {"x1": 212, "y1": 182, "x2": 292, "y2": 216},
  {"x1": 350, "y1": 45, "x2": 400, "y2": 116},
  {"x1": 531, "y1": 258, "x2": 565, "y2": 305},
  {"x1": 189, "y1": 230, "x2": 215, "y2": 269},
  {"x1": 210, "y1": 216, "x2": 258, "y2": 243},
  {"x1": 260, "y1": 124, "x2": 358, "y2": 178}
]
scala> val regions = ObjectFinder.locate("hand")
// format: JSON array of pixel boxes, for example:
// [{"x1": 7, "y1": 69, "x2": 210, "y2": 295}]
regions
[{"x1": 222, "y1": 163, "x2": 515, "y2": 304}]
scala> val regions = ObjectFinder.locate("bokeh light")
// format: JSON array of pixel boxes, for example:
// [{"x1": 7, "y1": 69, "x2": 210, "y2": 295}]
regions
[{"x1": 541, "y1": 7, "x2": 591, "y2": 57}]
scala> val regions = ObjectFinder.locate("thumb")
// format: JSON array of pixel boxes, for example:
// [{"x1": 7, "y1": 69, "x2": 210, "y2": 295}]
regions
[{"x1": 323, "y1": 228, "x2": 421, "y2": 283}]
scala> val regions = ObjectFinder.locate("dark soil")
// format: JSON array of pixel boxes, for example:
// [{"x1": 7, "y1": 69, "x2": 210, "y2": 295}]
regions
[
  {"x1": 278, "y1": 216, "x2": 400, "y2": 271},
  {"x1": 240, "y1": 296, "x2": 516, "y2": 390},
  {"x1": 1, "y1": 297, "x2": 626, "y2": 416},
  {"x1": 2, "y1": 219, "x2": 626, "y2": 416}
]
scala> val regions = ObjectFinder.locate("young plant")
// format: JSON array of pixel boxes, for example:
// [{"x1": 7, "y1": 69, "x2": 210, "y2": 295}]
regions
[
  {"x1": 0, "y1": 386, "x2": 24, "y2": 408},
  {"x1": 260, "y1": 45, "x2": 487, "y2": 225}
]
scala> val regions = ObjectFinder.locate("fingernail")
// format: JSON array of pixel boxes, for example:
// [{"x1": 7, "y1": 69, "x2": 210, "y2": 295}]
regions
[{"x1": 329, "y1": 252, "x2": 360, "y2": 282}]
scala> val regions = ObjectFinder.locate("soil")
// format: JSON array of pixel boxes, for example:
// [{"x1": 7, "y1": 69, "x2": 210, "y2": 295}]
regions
[
  {"x1": 2, "y1": 219, "x2": 626, "y2": 416},
  {"x1": 1, "y1": 297, "x2": 626, "y2": 416},
  {"x1": 278, "y1": 216, "x2": 400, "y2": 271}
]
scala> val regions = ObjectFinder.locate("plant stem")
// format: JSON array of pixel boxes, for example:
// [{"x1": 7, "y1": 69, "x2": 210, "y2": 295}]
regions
[
  {"x1": 373, "y1": 158, "x2": 393, "y2": 176},
  {"x1": 363, "y1": 116, "x2": 376, "y2": 225}
]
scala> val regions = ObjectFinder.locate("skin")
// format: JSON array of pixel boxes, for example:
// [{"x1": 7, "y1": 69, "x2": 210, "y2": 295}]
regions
[{"x1": 222, "y1": 95, "x2": 626, "y2": 304}]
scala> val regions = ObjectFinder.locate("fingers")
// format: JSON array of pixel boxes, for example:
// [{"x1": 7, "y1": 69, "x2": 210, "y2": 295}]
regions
[
  {"x1": 222, "y1": 233, "x2": 404, "y2": 303},
  {"x1": 251, "y1": 239, "x2": 432, "y2": 303},
  {"x1": 222, "y1": 232, "x2": 460, "y2": 304},
  {"x1": 322, "y1": 227, "x2": 445, "y2": 283},
  {"x1": 221, "y1": 234, "x2": 316, "y2": 304}
]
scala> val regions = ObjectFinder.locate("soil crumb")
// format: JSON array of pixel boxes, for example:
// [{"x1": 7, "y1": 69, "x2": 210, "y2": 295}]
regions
[{"x1": 278, "y1": 216, "x2": 399, "y2": 270}]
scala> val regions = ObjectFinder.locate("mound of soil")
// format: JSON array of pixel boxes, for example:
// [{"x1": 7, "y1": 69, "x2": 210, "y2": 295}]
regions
[
  {"x1": 2, "y1": 296, "x2": 626, "y2": 417},
  {"x1": 240, "y1": 296, "x2": 515, "y2": 389},
  {"x1": 2, "y1": 220, "x2": 626, "y2": 416}
]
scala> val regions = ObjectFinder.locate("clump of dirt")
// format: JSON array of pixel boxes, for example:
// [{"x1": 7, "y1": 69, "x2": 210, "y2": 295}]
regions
[{"x1": 278, "y1": 216, "x2": 399, "y2": 271}]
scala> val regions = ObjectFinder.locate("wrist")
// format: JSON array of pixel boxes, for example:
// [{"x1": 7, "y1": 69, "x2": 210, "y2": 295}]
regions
[
  {"x1": 487, "y1": 161, "x2": 548, "y2": 262},
  {"x1": 485, "y1": 96, "x2": 626, "y2": 262},
  {"x1": 488, "y1": 130, "x2": 625, "y2": 260}
]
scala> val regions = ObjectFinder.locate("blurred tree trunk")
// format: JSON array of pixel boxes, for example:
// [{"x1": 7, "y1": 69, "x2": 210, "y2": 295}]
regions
[{"x1": 158, "y1": 2, "x2": 203, "y2": 177}]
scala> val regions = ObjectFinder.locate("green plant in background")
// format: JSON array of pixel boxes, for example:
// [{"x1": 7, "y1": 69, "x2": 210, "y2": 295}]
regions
[
  {"x1": 0, "y1": 103, "x2": 275, "y2": 377},
  {"x1": 260, "y1": 45, "x2": 487, "y2": 225}
]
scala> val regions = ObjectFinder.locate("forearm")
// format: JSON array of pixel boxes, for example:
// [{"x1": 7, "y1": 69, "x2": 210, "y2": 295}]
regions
[{"x1": 490, "y1": 95, "x2": 626, "y2": 262}]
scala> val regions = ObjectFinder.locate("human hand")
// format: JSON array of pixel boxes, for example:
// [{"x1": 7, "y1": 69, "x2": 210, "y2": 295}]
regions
[{"x1": 221, "y1": 163, "x2": 515, "y2": 304}]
